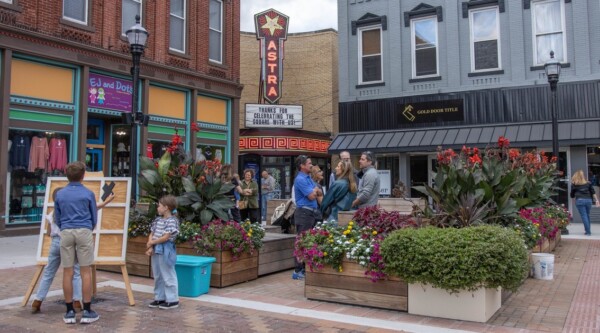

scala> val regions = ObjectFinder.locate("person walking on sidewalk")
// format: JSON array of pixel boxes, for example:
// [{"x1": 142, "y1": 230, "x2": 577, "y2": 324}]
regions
[
  {"x1": 31, "y1": 187, "x2": 114, "y2": 314},
  {"x1": 54, "y1": 161, "x2": 99, "y2": 324},
  {"x1": 292, "y1": 155, "x2": 322, "y2": 280},
  {"x1": 146, "y1": 195, "x2": 180, "y2": 309},
  {"x1": 570, "y1": 169, "x2": 600, "y2": 235}
]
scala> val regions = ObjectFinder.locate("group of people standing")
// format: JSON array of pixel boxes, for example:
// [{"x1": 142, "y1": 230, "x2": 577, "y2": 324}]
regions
[{"x1": 292, "y1": 150, "x2": 380, "y2": 280}]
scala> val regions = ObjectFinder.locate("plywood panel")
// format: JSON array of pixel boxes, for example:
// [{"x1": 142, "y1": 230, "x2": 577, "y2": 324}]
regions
[
  {"x1": 98, "y1": 234, "x2": 124, "y2": 257},
  {"x1": 37, "y1": 177, "x2": 131, "y2": 263},
  {"x1": 100, "y1": 207, "x2": 126, "y2": 230}
]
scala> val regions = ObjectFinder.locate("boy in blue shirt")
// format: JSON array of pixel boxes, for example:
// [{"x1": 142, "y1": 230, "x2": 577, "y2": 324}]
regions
[{"x1": 55, "y1": 161, "x2": 99, "y2": 324}]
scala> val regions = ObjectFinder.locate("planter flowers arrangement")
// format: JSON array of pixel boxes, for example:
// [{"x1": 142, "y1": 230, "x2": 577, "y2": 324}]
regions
[{"x1": 193, "y1": 219, "x2": 265, "y2": 260}]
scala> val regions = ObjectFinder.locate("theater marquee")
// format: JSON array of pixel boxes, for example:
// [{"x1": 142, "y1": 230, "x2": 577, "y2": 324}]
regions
[
  {"x1": 254, "y1": 9, "x2": 289, "y2": 104},
  {"x1": 245, "y1": 104, "x2": 303, "y2": 129}
]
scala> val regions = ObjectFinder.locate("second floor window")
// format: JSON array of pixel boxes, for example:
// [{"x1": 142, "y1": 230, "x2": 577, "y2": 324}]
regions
[
  {"x1": 63, "y1": 0, "x2": 88, "y2": 25},
  {"x1": 358, "y1": 26, "x2": 382, "y2": 84},
  {"x1": 209, "y1": 0, "x2": 223, "y2": 63},
  {"x1": 170, "y1": 0, "x2": 186, "y2": 53},
  {"x1": 411, "y1": 16, "x2": 438, "y2": 78},
  {"x1": 470, "y1": 7, "x2": 500, "y2": 71},
  {"x1": 122, "y1": 0, "x2": 142, "y2": 36},
  {"x1": 532, "y1": 0, "x2": 565, "y2": 65}
]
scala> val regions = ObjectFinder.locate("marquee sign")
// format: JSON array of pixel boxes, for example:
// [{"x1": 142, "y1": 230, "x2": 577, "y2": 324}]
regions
[
  {"x1": 245, "y1": 104, "x2": 303, "y2": 128},
  {"x1": 254, "y1": 9, "x2": 289, "y2": 104}
]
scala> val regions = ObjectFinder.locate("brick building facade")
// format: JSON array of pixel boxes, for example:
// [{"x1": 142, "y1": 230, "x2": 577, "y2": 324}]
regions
[{"x1": 0, "y1": 0, "x2": 242, "y2": 235}]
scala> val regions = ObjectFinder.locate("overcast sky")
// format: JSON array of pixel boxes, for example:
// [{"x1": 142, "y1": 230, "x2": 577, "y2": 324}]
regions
[{"x1": 240, "y1": 0, "x2": 338, "y2": 33}]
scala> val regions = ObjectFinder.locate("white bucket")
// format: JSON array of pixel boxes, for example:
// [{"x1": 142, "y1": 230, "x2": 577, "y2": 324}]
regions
[{"x1": 531, "y1": 253, "x2": 554, "y2": 280}]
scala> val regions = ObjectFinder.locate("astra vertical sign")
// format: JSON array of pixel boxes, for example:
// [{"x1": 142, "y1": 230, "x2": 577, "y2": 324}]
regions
[{"x1": 254, "y1": 9, "x2": 289, "y2": 104}]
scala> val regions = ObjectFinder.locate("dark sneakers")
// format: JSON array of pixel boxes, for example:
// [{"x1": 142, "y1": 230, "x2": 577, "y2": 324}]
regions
[
  {"x1": 80, "y1": 310, "x2": 100, "y2": 324},
  {"x1": 158, "y1": 301, "x2": 179, "y2": 309},
  {"x1": 63, "y1": 310, "x2": 76, "y2": 324},
  {"x1": 148, "y1": 300, "x2": 166, "y2": 308}
]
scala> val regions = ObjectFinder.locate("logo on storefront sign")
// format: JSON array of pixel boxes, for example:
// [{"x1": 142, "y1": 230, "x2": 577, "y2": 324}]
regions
[
  {"x1": 399, "y1": 99, "x2": 464, "y2": 124},
  {"x1": 254, "y1": 9, "x2": 289, "y2": 104}
]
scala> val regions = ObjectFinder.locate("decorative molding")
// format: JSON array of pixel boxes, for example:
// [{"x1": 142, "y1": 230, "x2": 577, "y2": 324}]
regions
[
  {"x1": 409, "y1": 76, "x2": 442, "y2": 83},
  {"x1": 198, "y1": 121, "x2": 228, "y2": 131},
  {"x1": 356, "y1": 82, "x2": 385, "y2": 89},
  {"x1": 239, "y1": 136, "x2": 330, "y2": 153},
  {"x1": 468, "y1": 69, "x2": 505, "y2": 77},
  {"x1": 462, "y1": 0, "x2": 504, "y2": 18},
  {"x1": 9, "y1": 109, "x2": 73, "y2": 125},
  {"x1": 404, "y1": 3, "x2": 443, "y2": 27},
  {"x1": 10, "y1": 96, "x2": 75, "y2": 111},
  {"x1": 351, "y1": 12, "x2": 387, "y2": 35},
  {"x1": 87, "y1": 108, "x2": 122, "y2": 116},
  {"x1": 148, "y1": 115, "x2": 187, "y2": 125},
  {"x1": 524, "y1": 0, "x2": 570, "y2": 10}
]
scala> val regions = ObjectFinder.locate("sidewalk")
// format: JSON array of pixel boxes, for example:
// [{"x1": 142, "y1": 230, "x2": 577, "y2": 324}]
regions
[{"x1": 0, "y1": 223, "x2": 598, "y2": 332}]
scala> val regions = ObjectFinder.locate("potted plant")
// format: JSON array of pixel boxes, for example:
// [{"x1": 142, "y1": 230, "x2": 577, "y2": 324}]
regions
[
  {"x1": 381, "y1": 225, "x2": 529, "y2": 322},
  {"x1": 191, "y1": 219, "x2": 265, "y2": 287}
]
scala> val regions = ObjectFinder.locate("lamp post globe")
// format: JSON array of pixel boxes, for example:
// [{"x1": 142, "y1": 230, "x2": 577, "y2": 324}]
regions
[
  {"x1": 544, "y1": 51, "x2": 561, "y2": 159},
  {"x1": 126, "y1": 15, "x2": 149, "y2": 203}
]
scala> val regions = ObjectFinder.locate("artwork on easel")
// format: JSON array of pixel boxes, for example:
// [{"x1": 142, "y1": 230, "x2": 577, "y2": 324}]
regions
[
  {"x1": 23, "y1": 177, "x2": 136, "y2": 307},
  {"x1": 36, "y1": 177, "x2": 131, "y2": 263}
]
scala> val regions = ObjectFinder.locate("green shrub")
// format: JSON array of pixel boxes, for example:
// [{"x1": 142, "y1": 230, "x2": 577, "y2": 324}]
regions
[{"x1": 381, "y1": 225, "x2": 529, "y2": 293}]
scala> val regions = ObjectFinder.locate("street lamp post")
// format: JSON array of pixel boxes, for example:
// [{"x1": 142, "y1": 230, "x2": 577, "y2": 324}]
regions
[
  {"x1": 544, "y1": 51, "x2": 561, "y2": 158},
  {"x1": 125, "y1": 15, "x2": 149, "y2": 202}
]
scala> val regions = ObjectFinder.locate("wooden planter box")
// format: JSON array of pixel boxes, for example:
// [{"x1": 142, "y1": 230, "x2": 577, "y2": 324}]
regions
[
  {"x1": 176, "y1": 242, "x2": 258, "y2": 288},
  {"x1": 258, "y1": 233, "x2": 296, "y2": 276},
  {"x1": 408, "y1": 283, "x2": 501, "y2": 322},
  {"x1": 305, "y1": 259, "x2": 408, "y2": 311},
  {"x1": 97, "y1": 236, "x2": 152, "y2": 278}
]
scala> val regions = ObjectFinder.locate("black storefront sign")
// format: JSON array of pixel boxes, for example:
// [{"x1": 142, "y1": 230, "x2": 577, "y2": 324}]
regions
[{"x1": 399, "y1": 99, "x2": 464, "y2": 124}]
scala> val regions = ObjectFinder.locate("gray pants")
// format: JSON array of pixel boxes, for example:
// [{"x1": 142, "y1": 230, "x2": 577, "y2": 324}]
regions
[
  {"x1": 151, "y1": 253, "x2": 179, "y2": 302},
  {"x1": 294, "y1": 207, "x2": 320, "y2": 272}
]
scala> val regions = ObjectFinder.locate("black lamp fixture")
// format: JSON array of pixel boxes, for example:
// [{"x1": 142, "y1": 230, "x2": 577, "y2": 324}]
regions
[
  {"x1": 125, "y1": 15, "x2": 149, "y2": 202},
  {"x1": 544, "y1": 51, "x2": 561, "y2": 159}
]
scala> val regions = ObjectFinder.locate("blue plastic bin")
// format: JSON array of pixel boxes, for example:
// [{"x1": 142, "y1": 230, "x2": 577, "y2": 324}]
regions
[{"x1": 175, "y1": 255, "x2": 216, "y2": 297}]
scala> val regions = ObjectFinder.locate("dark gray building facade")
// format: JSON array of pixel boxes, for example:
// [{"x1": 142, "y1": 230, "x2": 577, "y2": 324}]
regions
[{"x1": 333, "y1": 0, "x2": 600, "y2": 212}]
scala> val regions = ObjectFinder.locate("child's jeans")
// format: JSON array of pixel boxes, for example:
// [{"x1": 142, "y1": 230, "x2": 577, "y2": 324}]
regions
[
  {"x1": 34, "y1": 236, "x2": 82, "y2": 301},
  {"x1": 151, "y1": 252, "x2": 179, "y2": 302}
]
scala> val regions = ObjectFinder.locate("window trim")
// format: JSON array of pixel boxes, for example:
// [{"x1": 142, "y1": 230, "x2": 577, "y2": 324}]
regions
[
  {"x1": 121, "y1": 0, "x2": 143, "y2": 37},
  {"x1": 462, "y1": 0, "x2": 505, "y2": 18},
  {"x1": 62, "y1": 0, "x2": 89, "y2": 26},
  {"x1": 357, "y1": 25, "x2": 383, "y2": 85},
  {"x1": 169, "y1": 0, "x2": 187, "y2": 54},
  {"x1": 410, "y1": 15, "x2": 439, "y2": 79},
  {"x1": 530, "y1": 0, "x2": 567, "y2": 66},
  {"x1": 209, "y1": 0, "x2": 223, "y2": 64},
  {"x1": 469, "y1": 6, "x2": 501, "y2": 72}
]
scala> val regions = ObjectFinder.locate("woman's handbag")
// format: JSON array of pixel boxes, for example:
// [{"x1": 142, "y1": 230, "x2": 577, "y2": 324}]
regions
[{"x1": 238, "y1": 198, "x2": 247, "y2": 210}]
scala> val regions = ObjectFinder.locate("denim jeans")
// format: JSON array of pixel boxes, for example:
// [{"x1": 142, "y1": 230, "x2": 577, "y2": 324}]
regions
[
  {"x1": 34, "y1": 236, "x2": 82, "y2": 301},
  {"x1": 261, "y1": 192, "x2": 275, "y2": 221},
  {"x1": 576, "y1": 198, "x2": 593, "y2": 235},
  {"x1": 152, "y1": 252, "x2": 179, "y2": 302}
]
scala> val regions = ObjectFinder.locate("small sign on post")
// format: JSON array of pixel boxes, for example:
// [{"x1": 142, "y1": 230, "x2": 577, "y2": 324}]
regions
[{"x1": 245, "y1": 104, "x2": 303, "y2": 129}]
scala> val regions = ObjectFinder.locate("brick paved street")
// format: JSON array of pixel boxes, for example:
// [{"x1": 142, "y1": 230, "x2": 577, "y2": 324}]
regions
[{"x1": 0, "y1": 229, "x2": 599, "y2": 332}]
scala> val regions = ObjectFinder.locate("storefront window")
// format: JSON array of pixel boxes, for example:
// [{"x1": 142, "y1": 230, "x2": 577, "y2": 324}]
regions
[
  {"x1": 7, "y1": 129, "x2": 70, "y2": 225},
  {"x1": 110, "y1": 125, "x2": 131, "y2": 177},
  {"x1": 378, "y1": 155, "x2": 400, "y2": 197},
  {"x1": 195, "y1": 144, "x2": 224, "y2": 162},
  {"x1": 147, "y1": 139, "x2": 170, "y2": 162}
]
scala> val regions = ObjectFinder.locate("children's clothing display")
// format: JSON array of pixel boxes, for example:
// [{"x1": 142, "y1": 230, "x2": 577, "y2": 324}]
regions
[{"x1": 29, "y1": 136, "x2": 50, "y2": 172}]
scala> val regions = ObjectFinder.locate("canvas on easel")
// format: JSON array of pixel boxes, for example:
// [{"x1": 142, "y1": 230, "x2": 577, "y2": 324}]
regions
[{"x1": 22, "y1": 177, "x2": 136, "y2": 307}]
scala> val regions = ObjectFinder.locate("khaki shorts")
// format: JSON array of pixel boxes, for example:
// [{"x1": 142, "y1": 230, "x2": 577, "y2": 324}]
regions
[{"x1": 60, "y1": 229, "x2": 94, "y2": 267}]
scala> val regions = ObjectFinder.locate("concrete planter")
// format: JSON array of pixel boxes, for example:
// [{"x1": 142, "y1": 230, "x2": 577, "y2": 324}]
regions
[{"x1": 408, "y1": 283, "x2": 501, "y2": 322}]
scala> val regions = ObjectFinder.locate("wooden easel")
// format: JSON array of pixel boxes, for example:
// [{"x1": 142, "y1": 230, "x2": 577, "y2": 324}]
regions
[
  {"x1": 22, "y1": 177, "x2": 136, "y2": 307},
  {"x1": 21, "y1": 262, "x2": 135, "y2": 307}
]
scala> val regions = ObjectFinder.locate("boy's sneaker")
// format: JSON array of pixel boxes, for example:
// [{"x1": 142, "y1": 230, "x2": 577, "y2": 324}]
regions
[
  {"x1": 148, "y1": 300, "x2": 166, "y2": 308},
  {"x1": 63, "y1": 310, "x2": 76, "y2": 324},
  {"x1": 292, "y1": 271, "x2": 305, "y2": 280},
  {"x1": 80, "y1": 310, "x2": 100, "y2": 324},
  {"x1": 158, "y1": 301, "x2": 179, "y2": 309}
]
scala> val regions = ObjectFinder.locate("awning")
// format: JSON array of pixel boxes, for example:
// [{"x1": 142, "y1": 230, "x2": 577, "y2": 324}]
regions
[{"x1": 328, "y1": 120, "x2": 600, "y2": 154}]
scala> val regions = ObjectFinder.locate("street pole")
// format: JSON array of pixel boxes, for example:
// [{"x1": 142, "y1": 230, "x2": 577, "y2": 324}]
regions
[{"x1": 544, "y1": 51, "x2": 561, "y2": 159}]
